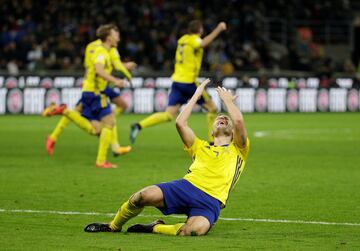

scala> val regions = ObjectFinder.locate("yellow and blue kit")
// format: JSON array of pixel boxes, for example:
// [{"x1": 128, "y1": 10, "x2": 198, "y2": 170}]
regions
[
  {"x1": 81, "y1": 45, "x2": 113, "y2": 121},
  {"x1": 156, "y1": 137, "x2": 250, "y2": 225},
  {"x1": 168, "y1": 34, "x2": 210, "y2": 106}
]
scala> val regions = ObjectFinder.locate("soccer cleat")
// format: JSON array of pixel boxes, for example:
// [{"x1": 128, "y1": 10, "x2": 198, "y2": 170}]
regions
[
  {"x1": 129, "y1": 123, "x2": 141, "y2": 144},
  {"x1": 84, "y1": 223, "x2": 120, "y2": 233},
  {"x1": 95, "y1": 161, "x2": 117, "y2": 169},
  {"x1": 127, "y1": 219, "x2": 165, "y2": 233},
  {"x1": 112, "y1": 146, "x2": 132, "y2": 157},
  {"x1": 46, "y1": 136, "x2": 56, "y2": 155},
  {"x1": 43, "y1": 104, "x2": 67, "y2": 116},
  {"x1": 42, "y1": 102, "x2": 57, "y2": 117}
]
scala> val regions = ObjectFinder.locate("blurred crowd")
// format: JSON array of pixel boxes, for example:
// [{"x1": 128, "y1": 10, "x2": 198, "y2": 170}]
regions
[{"x1": 1, "y1": 0, "x2": 358, "y2": 76}]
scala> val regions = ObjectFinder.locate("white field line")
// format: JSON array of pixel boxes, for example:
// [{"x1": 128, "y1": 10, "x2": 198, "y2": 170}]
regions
[
  {"x1": 253, "y1": 128, "x2": 358, "y2": 139},
  {"x1": 0, "y1": 208, "x2": 359, "y2": 227}
]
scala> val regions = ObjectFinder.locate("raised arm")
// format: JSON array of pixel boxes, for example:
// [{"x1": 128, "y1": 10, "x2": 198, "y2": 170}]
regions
[
  {"x1": 216, "y1": 87, "x2": 247, "y2": 148},
  {"x1": 176, "y1": 79, "x2": 211, "y2": 147},
  {"x1": 201, "y1": 22, "x2": 227, "y2": 48}
]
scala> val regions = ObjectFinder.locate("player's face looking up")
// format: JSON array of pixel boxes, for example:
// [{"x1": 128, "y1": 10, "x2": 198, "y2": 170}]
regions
[
  {"x1": 212, "y1": 115, "x2": 233, "y2": 138},
  {"x1": 108, "y1": 29, "x2": 120, "y2": 47}
]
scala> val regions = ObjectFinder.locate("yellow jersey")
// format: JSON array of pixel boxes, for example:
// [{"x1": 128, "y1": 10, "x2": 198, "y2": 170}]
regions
[
  {"x1": 183, "y1": 137, "x2": 250, "y2": 206},
  {"x1": 82, "y1": 45, "x2": 112, "y2": 93},
  {"x1": 171, "y1": 34, "x2": 203, "y2": 83},
  {"x1": 84, "y1": 39, "x2": 132, "y2": 80}
]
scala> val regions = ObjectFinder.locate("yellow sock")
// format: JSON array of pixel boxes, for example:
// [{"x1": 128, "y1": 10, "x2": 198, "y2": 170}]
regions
[
  {"x1": 110, "y1": 200, "x2": 143, "y2": 231},
  {"x1": 111, "y1": 125, "x2": 120, "y2": 150},
  {"x1": 207, "y1": 112, "x2": 217, "y2": 142},
  {"x1": 63, "y1": 109, "x2": 96, "y2": 135},
  {"x1": 153, "y1": 223, "x2": 185, "y2": 235},
  {"x1": 96, "y1": 127, "x2": 112, "y2": 164},
  {"x1": 139, "y1": 112, "x2": 173, "y2": 129},
  {"x1": 50, "y1": 116, "x2": 70, "y2": 141},
  {"x1": 115, "y1": 107, "x2": 123, "y2": 116}
]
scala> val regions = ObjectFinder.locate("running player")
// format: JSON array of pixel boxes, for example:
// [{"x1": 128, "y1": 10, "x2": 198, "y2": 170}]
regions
[
  {"x1": 45, "y1": 24, "x2": 126, "y2": 168},
  {"x1": 130, "y1": 20, "x2": 227, "y2": 144},
  {"x1": 45, "y1": 32, "x2": 136, "y2": 156}
]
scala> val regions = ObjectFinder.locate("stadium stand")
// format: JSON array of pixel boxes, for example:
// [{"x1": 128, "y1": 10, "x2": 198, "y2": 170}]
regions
[{"x1": 1, "y1": 0, "x2": 359, "y2": 75}]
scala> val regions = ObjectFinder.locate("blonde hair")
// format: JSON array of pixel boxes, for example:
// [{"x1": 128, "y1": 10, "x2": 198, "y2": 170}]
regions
[{"x1": 96, "y1": 24, "x2": 119, "y2": 42}]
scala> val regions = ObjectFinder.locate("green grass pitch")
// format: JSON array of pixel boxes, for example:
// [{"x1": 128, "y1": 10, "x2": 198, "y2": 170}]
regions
[{"x1": 0, "y1": 113, "x2": 360, "y2": 250}]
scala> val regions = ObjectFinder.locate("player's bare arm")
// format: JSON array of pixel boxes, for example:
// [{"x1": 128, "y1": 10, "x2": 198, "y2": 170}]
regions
[
  {"x1": 95, "y1": 63, "x2": 125, "y2": 88},
  {"x1": 176, "y1": 78, "x2": 211, "y2": 147},
  {"x1": 216, "y1": 86, "x2": 247, "y2": 148},
  {"x1": 201, "y1": 22, "x2": 227, "y2": 48}
]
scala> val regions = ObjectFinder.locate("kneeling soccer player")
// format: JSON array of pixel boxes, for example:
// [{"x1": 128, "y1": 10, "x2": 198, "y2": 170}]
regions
[{"x1": 84, "y1": 79, "x2": 250, "y2": 235}]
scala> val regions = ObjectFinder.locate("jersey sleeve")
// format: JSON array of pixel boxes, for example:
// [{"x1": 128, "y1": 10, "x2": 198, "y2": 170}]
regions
[
  {"x1": 109, "y1": 48, "x2": 132, "y2": 80},
  {"x1": 183, "y1": 137, "x2": 203, "y2": 157},
  {"x1": 84, "y1": 45, "x2": 91, "y2": 68},
  {"x1": 234, "y1": 137, "x2": 250, "y2": 160},
  {"x1": 93, "y1": 48, "x2": 107, "y2": 65},
  {"x1": 84, "y1": 40, "x2": 101, "y2": 68},
  {"x1": 189, "y1": 36, "x2": 202, "y2": 49}
]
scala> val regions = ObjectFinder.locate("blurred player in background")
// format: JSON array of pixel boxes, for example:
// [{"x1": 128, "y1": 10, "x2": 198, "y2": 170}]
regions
[
  {"x1": 84, "y1": 79, "x2": 250, "y2": 235},
  {"x1": 44, "y1": 24, "x2": 126, "y2": 168},
  {"x1": 130, "y1": 20, "x2": 227, "y2": 144},
  {"x1": 44, "y1": 26, "x2": 136, "y2": 157}
]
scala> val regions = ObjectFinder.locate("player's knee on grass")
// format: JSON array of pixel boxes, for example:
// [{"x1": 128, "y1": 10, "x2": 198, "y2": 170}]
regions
[
  {"x1": 178, "y1": 225, "x2": 209, "y2": 236},
  {"x1": 178, "y1": 216, "x2": 211, "y2": 236}
]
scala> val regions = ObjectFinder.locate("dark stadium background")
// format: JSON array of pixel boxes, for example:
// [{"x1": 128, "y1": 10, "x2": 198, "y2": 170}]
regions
[{"x1": 1, "y1": 0, "x2": 360, "y2": 76}]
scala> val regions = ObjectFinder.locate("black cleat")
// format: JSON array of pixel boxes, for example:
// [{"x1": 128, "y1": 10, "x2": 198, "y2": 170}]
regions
[
  {"x1": 84, "y1": 223, "x2": 120, "y2": 233},
  {"x1": 127, "y1": 219, "x2": 165, "y2": 233},
  {"x1": 129, "y1": 123, "x2": 141, "y2": 144}
]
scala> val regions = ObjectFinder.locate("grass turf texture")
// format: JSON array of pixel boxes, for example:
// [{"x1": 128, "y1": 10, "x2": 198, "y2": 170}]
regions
[{"x1": 0, "y1": 113, "x2": 360, "y2": 250}]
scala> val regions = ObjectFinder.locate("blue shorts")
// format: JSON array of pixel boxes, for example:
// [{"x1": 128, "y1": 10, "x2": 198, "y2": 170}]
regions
[
  {"x1": 75, "y1": 86, "x2": 120, "y2": 107},
  {"x1": 156, "y1": 179, "x2": 221, "y2": 225},
  {"x1": 168, "y1": 82, "x2": 207, "y2": 106},
  {"x1": 102, "y1": 86, "x2": 120, "y2": 100},
  {"x1": 80, "y1": 92, "x2": 112, "y2": 121}
]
